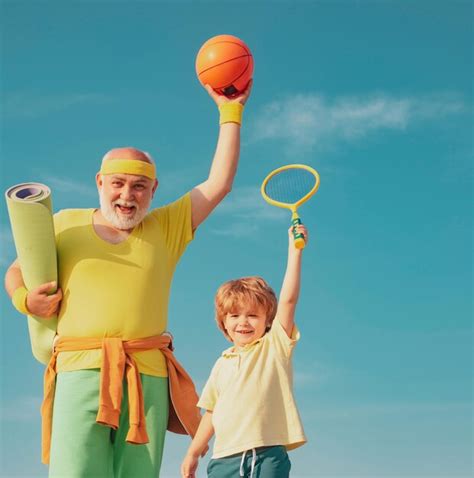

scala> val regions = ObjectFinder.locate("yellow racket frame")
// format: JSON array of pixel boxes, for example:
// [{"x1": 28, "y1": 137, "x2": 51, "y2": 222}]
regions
[{"x1": 261, "y1": 164, "x2": 320, "y2": 249}]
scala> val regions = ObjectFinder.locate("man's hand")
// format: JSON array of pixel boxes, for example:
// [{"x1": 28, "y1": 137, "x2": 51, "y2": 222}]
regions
[
  {"x1": 26, "y1": 281, "x2": 62, "y2": 319},
  {"x1": 205, "y1": 79, "x2": 253, "y2": 107},
  {"x1": 180, "y1": 453, "x2": 199, "y2": 478}
]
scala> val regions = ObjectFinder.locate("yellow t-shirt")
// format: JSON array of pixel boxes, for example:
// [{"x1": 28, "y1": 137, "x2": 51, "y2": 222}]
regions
[
  {"x1": 197, "y1": 320, "x2": 307, "y2": 458},
  {"x1": 54, "y1": 193, "x2": 193, "y2": 377}
]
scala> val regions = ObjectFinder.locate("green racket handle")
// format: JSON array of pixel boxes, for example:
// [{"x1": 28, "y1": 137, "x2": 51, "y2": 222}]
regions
[{"x1": 291, "y1": 213, "x2": 306, "y2": 249}]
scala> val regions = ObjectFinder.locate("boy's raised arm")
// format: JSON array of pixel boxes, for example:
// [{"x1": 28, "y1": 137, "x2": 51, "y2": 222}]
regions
[
  {"x1": 276, "y1": 225, "x2": 308, "y2": 337},
  {"x1": 181, "y1": 410, "x2": 214, "y2": 478}
]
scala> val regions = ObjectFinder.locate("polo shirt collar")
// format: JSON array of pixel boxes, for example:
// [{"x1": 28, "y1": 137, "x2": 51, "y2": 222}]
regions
[{"x1": 221, "y1": 335, "x2": 265, "y2": 358}]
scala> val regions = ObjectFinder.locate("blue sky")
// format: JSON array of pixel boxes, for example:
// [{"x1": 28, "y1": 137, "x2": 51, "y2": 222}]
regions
[{"x1": 0, "y1": 1, "x2": 472, "y2": 477}]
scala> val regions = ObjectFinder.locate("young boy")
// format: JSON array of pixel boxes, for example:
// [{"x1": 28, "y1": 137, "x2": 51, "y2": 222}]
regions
[{"x1": 181, "y1": 225, "x2": 308, "y2": 478}]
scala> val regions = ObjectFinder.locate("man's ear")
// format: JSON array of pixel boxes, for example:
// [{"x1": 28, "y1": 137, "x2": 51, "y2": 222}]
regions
[
  {"x1": 152, "y1": 178, "x2": 159, "y2": 196},
  {"x1": 95, "y1": 172, "x2": 103, "y2": 190}
]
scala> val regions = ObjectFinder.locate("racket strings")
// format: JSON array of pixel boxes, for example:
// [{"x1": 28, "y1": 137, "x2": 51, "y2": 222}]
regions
[{"x1": 264, "y1": 168, "x2": 317, "y2": 205}]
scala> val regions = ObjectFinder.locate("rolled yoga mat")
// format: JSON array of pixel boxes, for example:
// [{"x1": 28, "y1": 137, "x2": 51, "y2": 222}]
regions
[{"x1": 5, "y1": 183, "x2": 58, "y2": 364}]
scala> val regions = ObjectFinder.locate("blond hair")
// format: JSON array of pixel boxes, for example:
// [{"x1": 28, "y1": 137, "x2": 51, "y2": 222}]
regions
[{"x1": 214, "y1": 276, "x2": 278, "y2": 341}]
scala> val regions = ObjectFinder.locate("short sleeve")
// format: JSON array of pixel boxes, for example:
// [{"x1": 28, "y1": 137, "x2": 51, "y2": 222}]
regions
[
  {"x1": 53, "y1": 210, "x2": 66, "y2": 247},
  {"x1": 268, "y1": 319, "x2": 300, "y2": 359},
  {"x1": 196, "y1": 361, "x2": 220, "y2": 412},
  {"x1": 149, "y1": 192, "x2": 194, "y2": 259}
]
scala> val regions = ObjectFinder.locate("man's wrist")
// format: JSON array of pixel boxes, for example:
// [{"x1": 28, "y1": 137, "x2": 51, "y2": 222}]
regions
[
  {"x1": 219, "y1": 102, "x2": 244, "y2": 125},
  {"x1": 12, "y1": 286, "x2": 30, "y2": 315}
]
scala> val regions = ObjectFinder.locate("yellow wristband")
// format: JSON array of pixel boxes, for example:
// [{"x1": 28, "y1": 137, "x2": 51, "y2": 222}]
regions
[
  {"x1": 219, "y1": 102, "x2": 244, "y2": 125},
  {"x1": 12, "y1": 286, "x2": 30, "y2": 315}
]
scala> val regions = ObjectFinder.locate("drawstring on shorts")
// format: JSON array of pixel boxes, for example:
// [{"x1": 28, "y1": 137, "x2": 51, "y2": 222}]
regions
[{"x1": 239, "y1": 448, "x2": 257, "y2": 478}]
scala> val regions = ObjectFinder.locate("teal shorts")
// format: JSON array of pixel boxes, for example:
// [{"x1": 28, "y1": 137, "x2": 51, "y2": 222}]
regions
[
  {"x1": 49, "y1": 369, "x2": 169, "y2": 478},
  {"x1": 207, "y1": 445, "x2": 291, "y2": 478}
]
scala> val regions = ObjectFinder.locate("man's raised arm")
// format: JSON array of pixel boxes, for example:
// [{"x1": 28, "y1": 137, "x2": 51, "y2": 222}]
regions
[{"x1": 190, "y1": 81, "x2": 252, "y2": 231}]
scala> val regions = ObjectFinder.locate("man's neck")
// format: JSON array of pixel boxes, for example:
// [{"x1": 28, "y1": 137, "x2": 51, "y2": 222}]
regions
[{"x1": 92, "y1": 210, "x2": 133, "y2": 244}]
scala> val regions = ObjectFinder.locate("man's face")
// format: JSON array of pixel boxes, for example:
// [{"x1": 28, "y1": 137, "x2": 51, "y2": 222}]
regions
[{"x1": 97, "y1": 173, "x2": 157, "y2": 230}]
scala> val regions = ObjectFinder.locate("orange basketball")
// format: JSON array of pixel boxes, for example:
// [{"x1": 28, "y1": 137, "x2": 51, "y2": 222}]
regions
[{"x1": 196, "y1": 34, "x2": 254, "y2": 96}]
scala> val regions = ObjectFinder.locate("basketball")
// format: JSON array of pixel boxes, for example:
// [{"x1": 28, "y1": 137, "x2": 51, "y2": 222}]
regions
[{"x1": 196, "y1": 34, "x2": 254, "y2": 96}]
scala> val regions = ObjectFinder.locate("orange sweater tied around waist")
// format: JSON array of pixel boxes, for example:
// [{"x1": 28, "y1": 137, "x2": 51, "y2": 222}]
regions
[{"x1": 41, "y1": 335, "x2": 201, "y2": 464}]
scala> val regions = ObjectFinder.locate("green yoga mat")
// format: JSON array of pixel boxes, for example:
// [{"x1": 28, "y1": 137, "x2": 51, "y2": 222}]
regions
[{"x1": 5, "y1": 183, "x2": 58, "y2": 364}]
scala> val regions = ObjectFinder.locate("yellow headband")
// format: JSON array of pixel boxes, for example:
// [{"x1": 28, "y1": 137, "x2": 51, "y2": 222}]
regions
[{"x1": 100, "y1": 159, "x2": 156, "y2": 180}]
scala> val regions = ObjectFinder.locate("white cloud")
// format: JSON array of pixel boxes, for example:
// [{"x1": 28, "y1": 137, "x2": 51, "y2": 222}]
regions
[
  {"x1": 4, "y1": 92, "x2": 111, "y2": 119},
  {"x1": 40, "y1": 175, "x2": 97, "y2": 198},
  {"x1": 251, "y1": 92, "x2": 465, "y2": 152},
  {"x1": 210, "y1": 186, "x2": 287, "y2": 238},
  {"x1": 216, "y1": 186, "x2": 287, "y2": 220}
]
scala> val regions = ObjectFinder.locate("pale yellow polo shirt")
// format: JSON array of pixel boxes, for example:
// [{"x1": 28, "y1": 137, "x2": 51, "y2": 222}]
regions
[
  {"x1": 53, "y1": 193, "x2": 193, "y2": 377},
  {"x1": 198, "y1": 320, "x2": 307, "y2": 458}
]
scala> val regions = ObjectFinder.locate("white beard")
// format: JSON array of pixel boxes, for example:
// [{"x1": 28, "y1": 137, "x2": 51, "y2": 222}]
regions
[{"x1": 99, "y1": 190, "x2": 150, "y2": 230}]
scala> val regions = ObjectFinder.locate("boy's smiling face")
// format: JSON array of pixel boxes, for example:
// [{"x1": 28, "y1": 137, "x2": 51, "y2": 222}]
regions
[{"x1": 224, "y1": 305, "x2": 268, "y2": 348}]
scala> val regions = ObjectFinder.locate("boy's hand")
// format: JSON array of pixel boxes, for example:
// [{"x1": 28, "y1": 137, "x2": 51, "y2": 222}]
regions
[
  {"x1": 289, "y1": 224, "x2": 309, "y2": 248},
  {"x1": 26, "y1": 281, "x2": 62, "y2": 318},
  {"x1": 181, "y1": 453, "x2": 199, "y2": 478},
  {"x1": 205, "y1": 79, "x2": 253, "y2": 107}
]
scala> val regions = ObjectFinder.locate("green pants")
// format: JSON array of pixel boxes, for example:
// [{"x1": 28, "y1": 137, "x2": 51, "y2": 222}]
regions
[
  {"x1": 49, "y1": 370, "x2": 169, "y2": 478},
  {"x1": 207, "y1": 446, "x2": 291, "y2": 478}
]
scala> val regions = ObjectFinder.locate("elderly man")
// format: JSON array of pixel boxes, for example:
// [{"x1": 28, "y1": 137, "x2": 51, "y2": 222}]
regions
[{"x1": 4, "y1": 82, "x2": 252, "y2": 477}]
